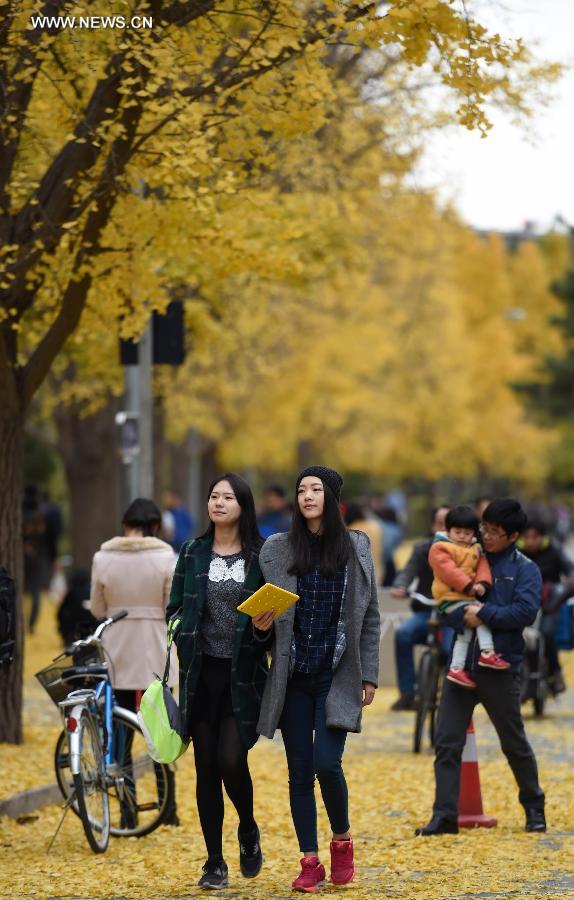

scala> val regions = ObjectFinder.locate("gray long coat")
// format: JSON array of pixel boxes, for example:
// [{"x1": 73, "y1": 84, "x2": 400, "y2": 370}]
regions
[{"x1": 256, "y1": 530, "x2": 381, "y2": 738}]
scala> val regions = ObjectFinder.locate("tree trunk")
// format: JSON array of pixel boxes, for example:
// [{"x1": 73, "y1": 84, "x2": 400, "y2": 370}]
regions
[
  {"x1": 199, "y1": 441, "x2": 219, "y2": 532},
  {"x1": 55, "y1": 400, "x2": 121, "y2": 571},
  {"x1": 0, "y1": 411, "x2": 24, "y2": 743},
  {"x1": 297, "y1": 440, "x2": 313, "y2": 470}
]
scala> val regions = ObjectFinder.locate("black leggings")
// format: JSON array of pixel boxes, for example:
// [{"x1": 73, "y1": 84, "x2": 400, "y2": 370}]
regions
[{"x1": 191, "y1": 656, "x2": 256, "y2": 858}]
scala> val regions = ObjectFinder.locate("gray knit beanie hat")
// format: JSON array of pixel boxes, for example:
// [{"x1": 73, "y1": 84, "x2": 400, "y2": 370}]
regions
[{"x1": 296, "y1": 465, "x2": 343, "y2": 502}]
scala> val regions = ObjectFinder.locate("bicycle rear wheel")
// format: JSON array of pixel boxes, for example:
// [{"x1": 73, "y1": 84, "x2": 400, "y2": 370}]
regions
[
  {"x1": 414, "y1": 651, "x2": 439, "y2": 753},
  {"x1": 106, "y1": 707, "x2": 174, "y2": 838},
  {"x1": 73, "y1": 712, "x2": 110, "y2": 853},
  {"x1": 55, "y1": 709, "x2": 174, "y2": 838},
  {"x1": 55, "y1": 730, "x2": 79, "y2": 816}
]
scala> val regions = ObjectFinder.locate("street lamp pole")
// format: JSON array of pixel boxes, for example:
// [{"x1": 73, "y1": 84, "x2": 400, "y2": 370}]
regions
[{"x1": 138, "y1": 318, "x2": 154, "y2": 498}]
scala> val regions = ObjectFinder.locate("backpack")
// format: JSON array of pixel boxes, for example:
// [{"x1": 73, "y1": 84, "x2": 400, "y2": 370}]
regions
[{"x1": 0, "y1": 566, "x2": 16, "y2": 668}]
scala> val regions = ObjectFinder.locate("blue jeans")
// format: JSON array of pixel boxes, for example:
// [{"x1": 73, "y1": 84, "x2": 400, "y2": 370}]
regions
[
  {"x1": 395, "y1": 611, "x2": 454, "y2": 695},
  {"x1": 280, "y1": 669, "x2": 349, "y2": 853}
]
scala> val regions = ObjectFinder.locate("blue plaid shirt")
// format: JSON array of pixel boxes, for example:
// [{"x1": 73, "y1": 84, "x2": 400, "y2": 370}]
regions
[{"x1": 292, "y1": 545, "x2": 347, "y2": 675}]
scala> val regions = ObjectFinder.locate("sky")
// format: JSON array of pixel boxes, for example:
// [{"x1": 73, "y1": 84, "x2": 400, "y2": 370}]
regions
[{"x1": 413, "y1": 0, "x2": 574, "y2": 233}]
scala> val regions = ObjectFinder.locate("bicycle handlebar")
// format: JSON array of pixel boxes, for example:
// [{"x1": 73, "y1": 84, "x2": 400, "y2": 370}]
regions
[{"x1": 53, "y1": 610, "x2": 129, "y2": 660}]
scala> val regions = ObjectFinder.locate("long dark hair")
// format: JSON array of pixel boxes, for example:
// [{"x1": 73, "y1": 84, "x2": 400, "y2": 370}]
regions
[
  {"x1": 122, "y1": 498, "x2": 162, "y2": 537},
  {"x1": 288, "y1": 481, "x2": 351, "y2": 578},
  {"x1": 200, "y1": 473, "x2": 263, "y2": 555}
]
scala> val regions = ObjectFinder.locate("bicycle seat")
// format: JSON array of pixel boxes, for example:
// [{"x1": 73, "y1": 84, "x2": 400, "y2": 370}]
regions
[{"x1": 61, "y1": 666, "x2": 108, "y2": 680}]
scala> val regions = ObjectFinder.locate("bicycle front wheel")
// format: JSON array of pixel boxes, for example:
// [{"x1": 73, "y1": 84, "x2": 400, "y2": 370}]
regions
[
  {"x1": 73, "y1": 712, "x2": 110, "y2": 853},
  {"x1": 106, "y1": 707, "x2": 174, "y2": 838}
]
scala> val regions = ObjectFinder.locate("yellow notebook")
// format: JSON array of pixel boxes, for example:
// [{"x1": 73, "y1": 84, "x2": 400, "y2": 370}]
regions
[{"x1": 237, "y1": 583, "x2": 299, "y2": 620}]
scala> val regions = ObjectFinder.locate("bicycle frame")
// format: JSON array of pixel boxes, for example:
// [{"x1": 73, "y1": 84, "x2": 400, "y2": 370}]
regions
[{"x1": 54, "y1": 613, "x2": 131, "y2": 777}]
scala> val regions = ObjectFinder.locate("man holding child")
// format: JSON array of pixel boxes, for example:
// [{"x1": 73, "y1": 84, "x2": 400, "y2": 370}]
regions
[{"x1": 417, "y1": 498, "x2": 546, "y2": 836}]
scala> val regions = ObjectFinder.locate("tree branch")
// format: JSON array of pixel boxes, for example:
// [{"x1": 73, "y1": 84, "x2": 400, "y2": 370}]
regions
[{"x1": 19, "y1": 96, "x2": 146, "y2": 407}]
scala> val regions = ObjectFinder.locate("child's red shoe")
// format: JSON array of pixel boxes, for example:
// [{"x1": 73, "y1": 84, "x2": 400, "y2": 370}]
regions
[
  {"x1": 479, "y1": 651, "x2": 510, "y2": 670},
  {"x1": 330, "y1": 837, "x2": 355, "y2": 885},
  {"x1": 292, "y1": 857, "x2": 326, "y2": 893},
  {"x1": 446, "y1": 669, "x2": 477, "y2": 689}
]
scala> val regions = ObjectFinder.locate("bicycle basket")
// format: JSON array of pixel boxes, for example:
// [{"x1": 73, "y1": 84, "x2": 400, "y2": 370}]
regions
[{"x1": 35, "y1": 645, "x2": 106, "y2": 707}]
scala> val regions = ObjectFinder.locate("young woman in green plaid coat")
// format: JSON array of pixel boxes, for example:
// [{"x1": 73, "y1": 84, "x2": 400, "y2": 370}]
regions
[{"x1": 166, "y1": 473, "x2": 272, "y2": 891}]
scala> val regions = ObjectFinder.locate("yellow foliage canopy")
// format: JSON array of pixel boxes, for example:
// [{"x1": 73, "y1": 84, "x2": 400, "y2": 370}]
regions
[{"x1": 1, "y1": 1, "x2": 565, "y2": 485}]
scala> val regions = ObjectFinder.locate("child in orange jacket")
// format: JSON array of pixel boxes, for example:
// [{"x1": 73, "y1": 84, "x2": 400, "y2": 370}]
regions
[{"x1": 429, "y1": 505, "x2": 510, "y2": 689}]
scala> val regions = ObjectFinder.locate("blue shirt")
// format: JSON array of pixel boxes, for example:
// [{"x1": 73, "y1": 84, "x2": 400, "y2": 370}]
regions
[{"x1": 293, "y1": 535, "x2": 346, "y2": 674}]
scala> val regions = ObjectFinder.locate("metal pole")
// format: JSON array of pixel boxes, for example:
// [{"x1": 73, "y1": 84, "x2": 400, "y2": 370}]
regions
[
  {"x1": 138, "y1": 317, "x2": 154, "y2": 498},
  {"x1": 124, "y1": 366, "x2": 140, "y2": 502}
]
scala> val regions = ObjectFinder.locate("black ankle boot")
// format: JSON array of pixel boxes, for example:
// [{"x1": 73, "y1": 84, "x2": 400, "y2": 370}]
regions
[
  {"x1": 525, "y1": 808, "x2": 546, "y2": 833},
  {"x1": 415, "y1": 816, "x2": 459, "y2": 836}
]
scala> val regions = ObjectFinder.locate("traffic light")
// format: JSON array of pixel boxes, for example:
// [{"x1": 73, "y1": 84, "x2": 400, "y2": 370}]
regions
[{"x1": 119, "y1": 300, "x2": 185, "y2": 366}]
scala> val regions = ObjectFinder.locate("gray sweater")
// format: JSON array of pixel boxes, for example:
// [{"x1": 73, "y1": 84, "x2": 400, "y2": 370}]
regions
[
  {"x1": 201, "y1": 551, "x2": 245, "y2": 657},
  {"x1": 256, "y1": 530, "x2": 381, "y2": 738}
]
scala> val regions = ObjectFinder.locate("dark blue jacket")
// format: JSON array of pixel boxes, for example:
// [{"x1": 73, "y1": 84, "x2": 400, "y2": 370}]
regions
[{"x1": 445, "y1": 544, "x2": 542, "y2": 672}]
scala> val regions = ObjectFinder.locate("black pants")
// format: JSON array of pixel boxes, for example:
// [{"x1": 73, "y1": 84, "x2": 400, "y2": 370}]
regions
[
  {"x1": 29, "y1": 586, "x2": 41, "y2": 633},
  {"x1": 433, "y1": 670, "x2": 545, "y2": 821},
  {"x1": 190, "y1": 655, "x2": 256, "y2": 859}
]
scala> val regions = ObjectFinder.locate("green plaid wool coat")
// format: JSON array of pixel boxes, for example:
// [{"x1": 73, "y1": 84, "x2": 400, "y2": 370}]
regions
[{"x1": 165, "y1": 536, "x2": 269, "y2": 749}]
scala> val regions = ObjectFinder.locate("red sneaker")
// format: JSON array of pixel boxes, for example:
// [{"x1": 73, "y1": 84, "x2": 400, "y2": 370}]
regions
[
  {"x1": 479, "y1": 651, "x2": 510, "y2": 670},
  {"x1": 292, "y1": 857, "x2": 326, "y2": 893},
  {"x1": 330, "y1": 837, "x2": 355, "y2": 885},
  {"x1": 446, "y1": 669, "x2": 477, "y2": 689}
]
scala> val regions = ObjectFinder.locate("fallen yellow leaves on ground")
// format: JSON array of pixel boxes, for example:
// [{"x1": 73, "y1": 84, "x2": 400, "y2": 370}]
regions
[{"x1": 1, "y1": 603, "x2": 574, "y2": 898}]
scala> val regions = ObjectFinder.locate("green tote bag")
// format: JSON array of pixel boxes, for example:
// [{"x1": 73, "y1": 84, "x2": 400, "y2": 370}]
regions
[{"x1": 137, "y1": 617, "x2": 190, "y2": 764}]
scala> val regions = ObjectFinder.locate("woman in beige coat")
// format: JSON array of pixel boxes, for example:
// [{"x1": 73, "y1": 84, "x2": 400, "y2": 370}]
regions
[
  {"x1": 90, "y1": 498, "x2": 177, "y2": 694},
  {"x1": 90, "y1": 497, "x2": 178, "y2": 823}
]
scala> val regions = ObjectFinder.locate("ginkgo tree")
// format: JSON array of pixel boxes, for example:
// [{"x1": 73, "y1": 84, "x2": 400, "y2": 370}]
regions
[
  {"x1": 0, "y1": 0, "x2": 560, "y2": 740},
  {"x1": 163, "y1": 194, "x2": 564, "y2": 484}
]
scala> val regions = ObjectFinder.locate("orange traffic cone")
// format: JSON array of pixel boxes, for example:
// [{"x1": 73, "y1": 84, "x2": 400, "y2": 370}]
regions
[{"x1": 458, "y1": 719, "x2": 497, "y2": 828}]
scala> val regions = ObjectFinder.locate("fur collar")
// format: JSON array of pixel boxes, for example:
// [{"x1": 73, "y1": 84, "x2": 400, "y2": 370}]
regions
[{"x1": 100, "y1": 536, "x2": 173, "y2": 553}]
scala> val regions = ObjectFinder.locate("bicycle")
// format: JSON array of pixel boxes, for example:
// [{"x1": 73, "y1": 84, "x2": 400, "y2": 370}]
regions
[
  {"x1": 412, "y1": 594, "x2": 445, "y2": 754},
  {"x1": 36, "y1": 612, "x2": 174, "y2": 853}
]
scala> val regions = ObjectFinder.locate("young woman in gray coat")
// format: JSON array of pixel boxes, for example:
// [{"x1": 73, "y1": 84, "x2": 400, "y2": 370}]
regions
[{"x1": 254, "y1": 465, "x2": 380, "y2": 892}]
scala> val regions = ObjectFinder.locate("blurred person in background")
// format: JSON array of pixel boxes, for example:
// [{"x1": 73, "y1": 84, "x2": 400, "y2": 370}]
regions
[
  {"x1": 90, "y1": 498, "x2": 178, "y2": 825},
  {"x1": 22, "y1": 484, "x2": 52, "y2": 633},
  {"x1": 389, "y1": 505, "x2": 452, "y2": 711},
  {"x1": 164, "y1": 489, "x2": 195, "y2": 552},
  {"x1": 377, "y1": 506, "x2": 403, "y2": 586},
  {"x1": 344, "y1": 501, "x2": 383, "y2": 586},
  {"x1": 475, "y1": 496, "x2": 493, "y2": 519},
  {"x1": 57, "y1": 569, "x2": 97, "y2": 646},
  {"x1": 552, "y1": 502, "x2": 571, "y2": 545},
  {"x1": 40, "y1": 489, "x2": 63, "y2": 571},
  {"x1": 383, "y1": 489, "x2": 408, "y2": 527},
  {"x1": 519, "y1": 519, "x2": 574, "y2": 695},
  {"x1": 257, "y1": 484, "x2": 292, "y2": 538}
]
